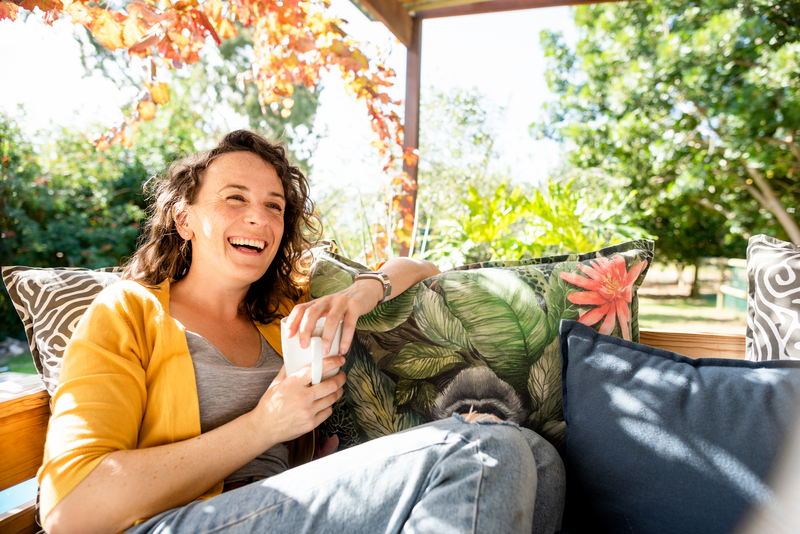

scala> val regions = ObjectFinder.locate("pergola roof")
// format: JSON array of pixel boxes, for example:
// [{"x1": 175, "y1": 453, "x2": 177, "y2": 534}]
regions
[{"x1": 351, "y1": 0, "x2": 623, "y2": 46}]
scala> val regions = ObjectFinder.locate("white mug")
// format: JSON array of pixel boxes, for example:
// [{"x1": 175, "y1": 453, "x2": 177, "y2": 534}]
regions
[{"x1": 280, "y1": 316, "x2": 344, "y2": 384}]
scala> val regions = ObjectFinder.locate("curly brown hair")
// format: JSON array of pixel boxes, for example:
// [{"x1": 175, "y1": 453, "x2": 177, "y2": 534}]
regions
[{"x1": 123, "y1": 130, "x2": 321, "y2": 324}]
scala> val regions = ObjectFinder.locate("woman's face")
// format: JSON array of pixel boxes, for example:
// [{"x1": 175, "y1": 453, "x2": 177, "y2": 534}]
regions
[{"x1": 181, "y1": 151, "x2": 286, "y2": 289}]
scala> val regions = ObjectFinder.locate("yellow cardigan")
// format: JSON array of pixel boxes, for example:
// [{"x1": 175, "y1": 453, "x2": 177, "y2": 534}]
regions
[{"x1": 38, "y1": 279, "x2": 313, "y2": 522}]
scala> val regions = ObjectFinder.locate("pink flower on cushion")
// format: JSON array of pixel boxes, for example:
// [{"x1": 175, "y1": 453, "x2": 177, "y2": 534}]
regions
[{"x1": 558, "y1": 254, "x2": 647, "y2": 341}]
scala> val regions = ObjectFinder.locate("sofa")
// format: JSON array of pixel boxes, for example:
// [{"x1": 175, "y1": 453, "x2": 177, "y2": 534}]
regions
[{"x1": 1, "y1": 235, "x2": 798, "y2": 534}]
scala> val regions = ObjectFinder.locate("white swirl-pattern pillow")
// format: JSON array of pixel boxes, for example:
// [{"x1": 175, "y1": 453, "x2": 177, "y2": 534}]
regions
[
  {"x1": 1, "y1": 266, "x2": 122, "y2": 394},
  {"x1": 746, "y1": 235, "x2": 800, "y2": 361}
]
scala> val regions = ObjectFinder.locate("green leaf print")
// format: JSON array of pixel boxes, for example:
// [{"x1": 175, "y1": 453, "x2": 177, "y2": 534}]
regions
[
  {"x1": 395, "y1": 378, "x2": 417, "y2": 406},
  {"x1": 438, "y1": 269, "x2": 548, "y2": 395},
  {"x1": 344, "y1": 342, "x2": 424, "y2": 440},
  {"x1": 395, "y1": 379, "x2": 438, "y2": 413},
  {"x1": 526, "y1": 337, "x2": 563, "y2": 432},
  {"x1": 389, "y1": 343, "x2": 464, "y2": 380},
  {"x1": 394, "y1": 409, "x2": 424, "y2": 434},
  {"x1": 321, "y1": 396, "x2": 362, "y2": 449},
  {"x1": 545, "y1": 265, "x2": 580, "y2": 339},
  {"x1": 630, "y1": 293, "x2": 640, "y2": 343},
  {"x1": 357, "y1": 284, "x2": 419, "y2": 333},
  {"x1": 539, "y1": 420, "x2": 566, "y2": 451},
  {"x1": 413, "y1": 284, "x2": 472, "y2": 351},
  {"x1": 310, "y1": 262, "x2": 354, "y2": 297}
]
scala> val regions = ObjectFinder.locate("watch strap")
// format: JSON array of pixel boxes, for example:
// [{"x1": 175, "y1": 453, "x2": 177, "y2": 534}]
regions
[{"x1": 354, "y1": 271, "x2": 392, "y2": 304}]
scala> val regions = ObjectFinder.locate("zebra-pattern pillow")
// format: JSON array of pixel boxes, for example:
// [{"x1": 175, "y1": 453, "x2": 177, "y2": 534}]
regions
[
  {"x1": 746, "y1": 235, "x2": 800, "y2": 361},
  {"x1": 2, "y1": 266, "x2": 122, "y2": 394}
]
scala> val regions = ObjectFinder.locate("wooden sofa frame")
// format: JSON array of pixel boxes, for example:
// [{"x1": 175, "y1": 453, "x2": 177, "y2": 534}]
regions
[{"x1": 0, "y1": 328, "x2": 747, "y2": 534}]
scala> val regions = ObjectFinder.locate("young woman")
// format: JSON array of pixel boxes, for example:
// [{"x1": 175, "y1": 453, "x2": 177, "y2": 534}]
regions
[{"x1": 39, "y1": 130, "x2": 565, "y2": 534}]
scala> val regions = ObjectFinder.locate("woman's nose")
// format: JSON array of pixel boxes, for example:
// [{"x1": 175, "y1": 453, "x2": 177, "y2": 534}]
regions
[{"x1": 245, "y1": 204, "x2": 270, "y2": 225}]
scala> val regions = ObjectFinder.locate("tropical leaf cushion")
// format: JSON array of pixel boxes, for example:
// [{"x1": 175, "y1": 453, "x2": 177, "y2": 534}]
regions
[{"x1": 310, "y1": 239, "x2": 654, "y2": 450}]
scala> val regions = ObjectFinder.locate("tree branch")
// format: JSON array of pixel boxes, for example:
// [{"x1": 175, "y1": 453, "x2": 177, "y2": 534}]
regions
[
  {"x1": 790, "y1": 131, "x2": 800, "y2": 166},
  {"x1": 697, "y1": 198, "x2": 751, "y2": 239},
  {"x1": 761, "y1": 132, "x2": 800, "y2": 166},
  {"x1": 742, "y1": 161, "x2": 800, "y2": 243},
  {"x1": 737, "y1": 169, "x2": 770, "y2": 206},
  {"x1": 732, "y1": 60, "x2": 764, "y2": 69}
]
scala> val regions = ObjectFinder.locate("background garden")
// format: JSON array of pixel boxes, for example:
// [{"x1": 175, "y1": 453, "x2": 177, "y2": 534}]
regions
[{"x1": 2, "y1": 0, "x2": 798, "y2": 373}]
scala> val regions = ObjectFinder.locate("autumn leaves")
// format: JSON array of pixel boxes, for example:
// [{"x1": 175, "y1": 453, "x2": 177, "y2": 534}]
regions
[{"x1": 2, "y1": 0, "x2": 408, "y2": 173}]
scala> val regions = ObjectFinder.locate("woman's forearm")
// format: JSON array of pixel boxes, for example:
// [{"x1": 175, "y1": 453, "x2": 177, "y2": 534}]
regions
[
  {"x1": 44, "y1": 409, "x2": 275, "y2": 534},
  {"x1": 373, "y1": 257, "x2": 440, "y2": 301}
]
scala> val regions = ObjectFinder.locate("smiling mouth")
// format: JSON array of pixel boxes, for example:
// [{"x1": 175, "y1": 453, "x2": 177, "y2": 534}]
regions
[{"x1": 228, "y1": 237, "x2": 266, "y2": 252}]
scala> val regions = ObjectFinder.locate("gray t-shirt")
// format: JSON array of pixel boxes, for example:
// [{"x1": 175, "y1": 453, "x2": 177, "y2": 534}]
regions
[{"x1": 185, "y1": 330, "x2": 289, "y2": 484}]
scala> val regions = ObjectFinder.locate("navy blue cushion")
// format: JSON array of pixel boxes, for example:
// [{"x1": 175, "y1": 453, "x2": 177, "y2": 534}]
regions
[{"x1": 559, "y1": 320, "x2": 800, "y2": 534}]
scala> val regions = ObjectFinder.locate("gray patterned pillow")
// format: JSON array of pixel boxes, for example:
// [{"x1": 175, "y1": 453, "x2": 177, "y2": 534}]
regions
[
  {"x1": 1, "y1": 266, "x2": 122, "y2": 393},
  {"x1": 746, "y1": 235, "x2": 800, "y2": 361}
]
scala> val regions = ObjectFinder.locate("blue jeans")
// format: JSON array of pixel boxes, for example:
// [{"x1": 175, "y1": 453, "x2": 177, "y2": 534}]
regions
[{"x1": 126, "y1": 415, "x2": 565, "y2": 534}]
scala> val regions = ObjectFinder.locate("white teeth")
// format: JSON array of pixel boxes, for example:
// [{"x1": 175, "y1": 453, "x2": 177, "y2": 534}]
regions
[{"x1": 229, "y1": 238, "x2": 265, "y2": 250}]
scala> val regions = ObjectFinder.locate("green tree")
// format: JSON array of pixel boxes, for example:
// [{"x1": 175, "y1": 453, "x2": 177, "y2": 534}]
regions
[
  {"x1": 415, "y1": 88, "x2": 649, "y2": 268},
  {"x1": 1, "y1": 113, "x2": 44, "y2": 339},
  {"x1": 0, "y1": 92, "x2": 209, "y2": 339},
  {"x1": 533, "y1": 0, "x2": 800, "y2": 261},
  {"x1": 413, "y1": 88, "x2": 509, "y2": 266}
]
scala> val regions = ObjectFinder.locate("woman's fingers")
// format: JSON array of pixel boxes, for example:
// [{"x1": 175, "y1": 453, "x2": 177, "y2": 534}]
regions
[
  {"x1": 311, "y1": 383, "x2": 344, "y2": 413},
  {"x1": 287, "y1": 357, "x2": 346, "y2": 389},
  {"x1": 295, "y1": 304, "x2": 323, "y2": 348},
  {"x1": 320, "y1": 314, "x2": 344, "y2": 356},
  {"x1": 338, "y1": 308, "x2": 359, "y2": 355},
  {"x1": 255, "y1": 365, "x2": 345, "y2": 443},
  {"x1": 288, "y1": 297, "x2": 348, "y2": 354}
]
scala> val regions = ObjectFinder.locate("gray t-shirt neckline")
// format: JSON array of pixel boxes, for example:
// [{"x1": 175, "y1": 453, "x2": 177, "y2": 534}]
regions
[{"x1": 185, "y1": 330, "x2": 289, "y2": 483}]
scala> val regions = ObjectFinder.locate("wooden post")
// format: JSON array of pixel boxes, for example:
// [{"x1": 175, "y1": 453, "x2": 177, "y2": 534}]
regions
[{"x1": 398, "y1": 16, "x2": 422, "y2": 257}]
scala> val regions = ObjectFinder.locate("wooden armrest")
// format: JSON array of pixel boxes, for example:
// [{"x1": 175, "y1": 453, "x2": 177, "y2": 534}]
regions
[
  {"x1": 0, "y1": 374, "x2": 50, "y2": 492},
  {"x1": 0, "y1": 375, "x2": 49, "y2": 534},
  {"x1": 0, "y1": 499, "x2": 38, "y2": 534},
  {"x1": 640, "y1": 329, "x2": 746, "y2": 360}
]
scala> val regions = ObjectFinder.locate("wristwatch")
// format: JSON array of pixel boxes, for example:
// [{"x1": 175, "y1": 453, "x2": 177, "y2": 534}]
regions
[{"x1": 354, "y1": 271, "x2": 392, "y2": 304}]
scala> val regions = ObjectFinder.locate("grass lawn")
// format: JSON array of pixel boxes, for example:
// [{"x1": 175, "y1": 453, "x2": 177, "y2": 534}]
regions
[
  {"x1": 638, "y1": 296, "x2": 747, "y2": 335},
  {"x1": 0, "y1": 349, "x2": 37, "y2": 375}
]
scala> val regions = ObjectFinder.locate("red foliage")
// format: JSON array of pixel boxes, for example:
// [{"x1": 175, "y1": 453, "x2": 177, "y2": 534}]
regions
[{"x1": 2, "y1": 0, "x2": 413, "y2": 174}]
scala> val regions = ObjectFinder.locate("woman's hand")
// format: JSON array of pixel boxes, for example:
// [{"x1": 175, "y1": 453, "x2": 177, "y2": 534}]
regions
[
  {"x1": 285, "y1": 279, "x2": 384, "y2": 357},
  {"x1": 285, "y1": 258, "x2": 440, "y2": 357},
  {"x1": 248, "y1": 357, "x2": 347, "y2": 443}
]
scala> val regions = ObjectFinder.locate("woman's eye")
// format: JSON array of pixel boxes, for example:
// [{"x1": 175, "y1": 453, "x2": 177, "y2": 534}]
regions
[
  {"x1": 267, "y1": 203, "x2": 284, "y2": 212},
  {"x1": 228, "y1": 195, "x2": 245, "y2": 202}
]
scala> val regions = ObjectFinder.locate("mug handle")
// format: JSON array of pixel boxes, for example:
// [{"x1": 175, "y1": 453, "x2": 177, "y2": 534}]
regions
[{"x1": 310, "y1": 337, "x2": 323, "y2": 385}]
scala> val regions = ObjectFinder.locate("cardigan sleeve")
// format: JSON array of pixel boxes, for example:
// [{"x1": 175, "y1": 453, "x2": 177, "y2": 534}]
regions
[{"x1": 38, "y1": 283, "x2": 152, "y2": 520}]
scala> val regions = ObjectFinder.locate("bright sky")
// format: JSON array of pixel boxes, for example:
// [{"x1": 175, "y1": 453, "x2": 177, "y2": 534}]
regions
[{"x1": 0, "y1": 1, "x2": 578, "y2": 194}]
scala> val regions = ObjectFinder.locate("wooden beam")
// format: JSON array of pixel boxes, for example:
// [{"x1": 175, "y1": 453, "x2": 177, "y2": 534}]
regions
[
  {"x1": 412, "y1": 0, "x2": 628, "y2": 19},
  {"x1": 399, "y1": 17, "x2": 422, "y2": 257},
  {"x1": 639, "y1": 329, "x2": 746, "y2": 360},
  {"x1": 351, "y1": 0, "x2": 415, "y2": 47}
]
